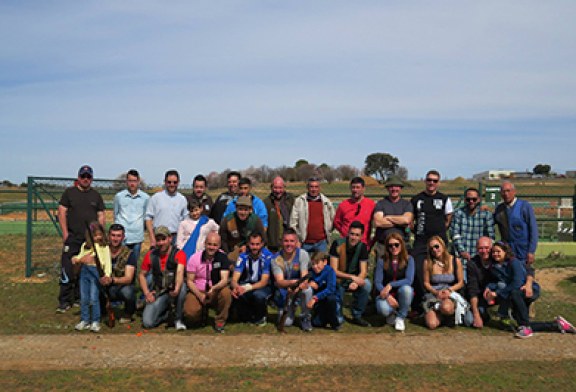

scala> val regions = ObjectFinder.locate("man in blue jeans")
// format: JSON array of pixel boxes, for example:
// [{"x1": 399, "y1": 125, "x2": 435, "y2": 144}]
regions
[
  {"x1": 329, "y1": 221, "x2": 372, "y2": 327},
  {"x1": 99, "y1": 224, "x2": 137, "y2": 324}
]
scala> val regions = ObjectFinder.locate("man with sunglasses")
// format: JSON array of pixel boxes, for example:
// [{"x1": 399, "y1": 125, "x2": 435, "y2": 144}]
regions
[
  {"x1": 410, "y1": 170, "x2": 453, "y2": 313},
  {"x1": 333, "y1": 177, "x2": 375, "y2": 246},
  {"x1": 145, "y1": 170, "x2": 188, "y2": 248},
  {"x1": 56, "y1": 165, "x2": 105, "y2": 313},
  {"x1": 450, "y1": 188, "x2": 495, "y2": 280}
]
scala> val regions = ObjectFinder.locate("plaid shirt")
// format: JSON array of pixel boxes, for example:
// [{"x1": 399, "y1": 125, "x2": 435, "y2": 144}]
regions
[{"x1": 450, "y1": 207, "x2": 495, "y2": 256}]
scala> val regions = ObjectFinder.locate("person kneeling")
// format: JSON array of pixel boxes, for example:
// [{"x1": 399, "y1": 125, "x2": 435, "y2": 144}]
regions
[{"x1": 307, "y1": 252, "x2": 342, "y2": 331}]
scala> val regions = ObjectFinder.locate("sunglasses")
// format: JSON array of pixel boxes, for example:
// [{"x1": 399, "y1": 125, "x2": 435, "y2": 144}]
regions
[
  {"x1": 80, "y1": 174, "x2": 92, "y2": 179},
  {"x1": 166, "y1": 181, "x2": 178, "y2": 185},
  {"x1": 425, "y1": 178, "x2": 439, "y2": 183},
  {"x1": 465, "y1": 197, "x2": 478, "y2": 202},
  {"x1": 387, "y1": 242, "x2": 401, "y2": 249},
  {"x1": 430, "y1": 244, "x2": 441, "y2": 250}
]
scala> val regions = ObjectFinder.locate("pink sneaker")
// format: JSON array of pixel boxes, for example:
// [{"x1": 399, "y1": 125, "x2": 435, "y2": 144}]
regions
[{"x1": 556, "y1": 316, "x2": 576, "y2": 334}]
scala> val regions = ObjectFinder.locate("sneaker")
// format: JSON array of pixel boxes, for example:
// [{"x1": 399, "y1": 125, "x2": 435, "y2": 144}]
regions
[
  {"x1": 514, "y1": 326, "x2": 533, "y2": 339},
  {"x1": 90, "y1": 322, "x2": 101, "y2": 333},
  {"x1": 175, "y1": 320, "x2": 187, "y2": 331},
  {"x1": 56, "y1": 304, "x2": 71, "y2": 314},
  {"x1": 73, "y1": 301, "x2": 81, "y2": 308},
  {"x1": 556, "y1": 316, "x2": 576, "y2": 334},
  {"x1": 351, "y1": 317, "x2": 371, "y2": 327},
  {"x1": 386, "y1": 314, "x2": 396, "y2": 325},
  {"x1": 301, "y1": 316, "x2": 313, "y2": 332},
  {"x1": 75, "y1": 320, "x2": 91, "y2": 331},
  {"x1": 332, "y1": 322, "x2": 342, "y2": 331},
  {"x1": 254, "y1": 317, "x2": 267, "y2": 327},
  {"x1": 395, "y1": 317, "x2": 406, "y2": 332},
  {"x1": 214, "y1": 321, "x2": 226, "y2": 333},
  {"x1": 119, "y1": 317, "x2": 133, "y2": 324}
]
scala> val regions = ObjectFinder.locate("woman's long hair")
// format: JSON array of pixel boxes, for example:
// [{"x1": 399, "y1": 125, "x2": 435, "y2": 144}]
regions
[
  {"x1": 383, "y1": 232, "x2": 409, "y2": 271},
  {"x1": 426, "y1": 235, "x2": 452, "y2": 274},
  {"x1": 84, "y1": 221, "x2": 107, "y2": 249}
]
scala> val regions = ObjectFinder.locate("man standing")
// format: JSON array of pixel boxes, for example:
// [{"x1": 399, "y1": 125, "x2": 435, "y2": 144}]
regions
[
  {"x1": 231, "y1": 232, "x2": 273, "y2": 326},
  {"x1": 494, "y1": 181, "x2": 538, "y2": 266},
  {"x1": 100, "y1": 224, "x2": 137, "y2": 324},
  {"x1": 113, "y1": 169, "x2": 149, "y2": 262},
  {"x1": 210, "y1": 171, "x2": 241, "y2": 224},
  {"x1": 333, "y1": 177, "x2": 375, "y2": 246},
  {"x1": 183, "y1": 232, "x2": 232, "y2": 332},
  {"x1": 451, "y1": 187, "x2": 495, "y2": 278},
  {"x1": 145, "y1": 170, "x2": 188, "y2": 248},
  {"x1": 222, "y1": 177, "x2": 268, "y2": 228},
  {"x1": 219, "y1": 196, "x2": 266, "y2": 261},
  {"x1": 138, "y1": 227, "x2": 188, "y2": 330},
  {"x1": 290, "y1": 177, "x2": 335, "y2": 253},
  {"x1": 372, "y1": 175, "x2": 413, "y2": 260},
  {"x1": 264, "y1": 176, "x2": 295, "y2": 252},
  {"x1": 56, "y1": 165, "x2": 105, "y2": 313},
  {"x1": 466, "y1": 237, "x2": 496, "y2": 328},
  {"x1": 410, "y1": 170, "x2": 453, "y2": 312},
  {"x1": 330, "y1": 221, "x2": 372, "y2": 327},
  {"x1": 272, "y1": 228, "x2": 313, "y2": 331},
  {"x1": 187, "y1": 174, "x2": 213, "y2": 217}
]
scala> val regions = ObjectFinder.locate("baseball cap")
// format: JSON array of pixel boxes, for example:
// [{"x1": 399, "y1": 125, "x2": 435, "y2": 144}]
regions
[
  {"x1": 78, "y1": 165, "x2": 93, "y2": 177},
  {"x1": 154, "y1": 226, "x2": 172, "y2": 238}
]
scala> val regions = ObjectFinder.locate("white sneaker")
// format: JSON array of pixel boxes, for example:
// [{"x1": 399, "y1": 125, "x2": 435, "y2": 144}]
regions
[
  {"x1": 386, "y1": 314, "x2": 396, "y2": 325},
  {"x1": 175, "y1": 320, "x2": 187, "y2": 331},
  {"x1": 90, "y1": 322, "x2": 101, "y2": 333},
  {"x1": 395, "y1": 317, "x2": 405, "y2": 331},
  {"x1": 75, "y1": 320, "x2": 90, "y2": 331}
]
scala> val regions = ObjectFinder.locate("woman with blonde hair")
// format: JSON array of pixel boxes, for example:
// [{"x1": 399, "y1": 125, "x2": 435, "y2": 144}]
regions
[
  {"x1": 374, "y1": 233, "x2": 414, "y2": 331},
  {"x1": 422, "y1": 236, "x2": 467, "y2": 329}
]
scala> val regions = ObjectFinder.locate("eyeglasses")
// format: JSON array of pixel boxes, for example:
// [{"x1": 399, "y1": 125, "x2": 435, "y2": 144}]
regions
[
  {"x1": 80, "y1": 174, "x2": 92, "y2": 179},
  {"x1": 166, "y1": 181, "x2": 178, "y2": 185},
  {"x1": 430, "y1": 244, "x2": 441, "y2": 250},
  {"x1": 425, "y1": 178, "x2": 439, "y2": 183},
  {"x1": 387, "y1": 242, "x2": 401, "y2": 249},
  {"x1": 465, "y1": 197, "x2": 478, "y2": 202}
]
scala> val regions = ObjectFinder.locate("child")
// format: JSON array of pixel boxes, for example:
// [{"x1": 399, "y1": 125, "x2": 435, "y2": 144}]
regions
[
  {"x1": 176, "y1": 199, "x2": 219, "y2": 258},
  {"x1": 306, "y1": 252, "x2": 342, "y2": 330},
  {"x1": 72, "y1": 221, "x2": 111, "y2": 332}
]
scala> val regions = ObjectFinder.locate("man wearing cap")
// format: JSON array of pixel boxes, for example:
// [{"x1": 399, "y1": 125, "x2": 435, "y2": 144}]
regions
[
  {"x1": 145, "y1": 170, "x2": 188, "y2": 248},
  {"x1": 219, "y1": 195, "x2": 267, "y2": 261},
  {"x1": 290, "y1": 177, "x2": 335, "y2": 253},
  {"x1": 138, "y1": 226, "x2": 188, "y2": 330},
  {"x1": 222, "y1": 177, "x2": 268, "y2": 228},
  {"x1": 113, "y1": 169, "x2": 149, "y2": 262},
  {"x1": 333, "y1": 176, "x2": 375, "y2": 246},
  {"x1": 56, "y1": 165, "x2": 105, "y2": 313},
  {"x1": 372, "y1": 175, "x2": 414, "y2": 261}
]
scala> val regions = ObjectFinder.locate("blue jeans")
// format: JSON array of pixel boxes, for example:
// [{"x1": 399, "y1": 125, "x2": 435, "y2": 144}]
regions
[
  {"x1": 142, "y1": 284, "x2": 187, "y2": 328},
  {"x1": 108, "y1": 284, "x2": 136, "y2": 317},
  {"x1": 375, "y1": 284, "x2": 414, "y2": 319},
  {"x1": 80, "y1": 265, "x2": 101, "y2": 323},
  {"x1": 126, "y1": 242, "x2": 142, "y2": 265},
  {"x1": 234, "y1": 286, "x2": 272, "y2": 322},
  {"x1": 338, "y1": 278, "x2": 372, "y2": 320},
  {"x1": 312, "y1": 294, "x2": 340, "y2": 328},
  {"x1": 302, "y1": 239, "x2": 327, "y2": 254}
]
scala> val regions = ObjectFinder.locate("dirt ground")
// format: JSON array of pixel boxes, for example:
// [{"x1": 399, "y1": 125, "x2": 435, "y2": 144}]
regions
[{"x1": 0, "y1": 268, "x2": 575, "y2": 371}]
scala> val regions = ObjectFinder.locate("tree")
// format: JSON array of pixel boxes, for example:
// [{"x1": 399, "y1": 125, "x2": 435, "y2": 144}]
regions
[
  {"x1": 364, "y1": 153, "x2": 399, "y2": 183},
  {"x1": 296, "y1": 164, "x2": 318, "y2": 181},
  {"x1": 336, "y1": 165, "x2": 359, "y2": 181},
  {"x1": 533, "y1": 164, "x2": 551, "y2": 176},
  {"x1": 396, "y1": 166, "x2": 409, "y2": 180},
  {"x1": 295, "y1": 159, "x2": 309, "y2": 168},
  {"x1": 318, "y1": 163, "x2": 336, "y2": 184}
]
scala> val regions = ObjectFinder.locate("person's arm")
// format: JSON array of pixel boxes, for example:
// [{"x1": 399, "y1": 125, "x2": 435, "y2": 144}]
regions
[
  {"x1": 470, "y1": 296, "x2": 484, "y2": 328},
  {"x1": 326, "y1": 198, "x2": 335, "y2": 232},
  {"x1": 333, "y1": 205, "x2": 345, "y2": 236},
  {"x1": 315, "y1": 269, "x2": 337, "y2": 300},
  {"x1": 138, "y1": 260, "x2": 155, "y2": 303},
  {"x1": 450, "y1": 212, "x2": 465, "y2": 257},
  {"x1": 58, "y1": 205, "x2": 68, "y2": 243},
  {"x1": 423, "y1": 259, "x2": 436, "y2": 295},
  {"x1": 444, "y1": 197, "x2": 454, "y2": 229},
  {"x1": 170, "y1": 263, "x2": 185, "y2": 297},
  {"x1": 485, "y1": 211, "x2": 496, "y2": 240},
  {"x1": 254, "y1": 198, "x2": 269, "y2": 229},
  {"x1": 374, "y1": 258, "x2": 385, "y2": 294},
  {"x1": 113, "y1": 265, "x2": 135, "y2": 286},
  {"x1": 496, "y1": 260, "x2": 524, "y2": 299},
  {"x1": 289, "y1": 197, "x2": 303, "y2": 241},
  {"x1": 444, "y1": 213, "x2": 453, "y2": 230},
  {"x1": 145, "y1": 196, "x2": 156, "y2": 247},
  {"x1": 449, "y1": 257, "x2": 464, "y2": 293},
  {"x1": 145, "y1": 219, "x2": 156, "y2": 248},
  {"x1": 113, "y1": 193, "x2": 120, "y2": 222},
  {"x1": 187, "y1": 271, "x2": 205, "y2": 302},
  {"x1": 211, "y1": 269, "x2": 230, "y2": 292},
  {"x1": 176, "y1": 220, "x2": 188, "y2": 250},
  {"x1": 525, "y1": 203, "x2": 538, "y2": 265},
  {"x1": 251, "y1": 273, "x2": 270, "y2": 291},
  {"x1": 274, "y1": 272, "x2": 298, "y2": 289}
]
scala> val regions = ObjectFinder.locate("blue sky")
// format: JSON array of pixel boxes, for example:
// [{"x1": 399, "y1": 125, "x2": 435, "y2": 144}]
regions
[{"x1": 1, "y1": 1, "x2": 575, "y2": 184}]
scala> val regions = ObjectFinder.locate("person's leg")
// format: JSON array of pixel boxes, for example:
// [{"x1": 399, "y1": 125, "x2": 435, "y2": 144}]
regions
[
  {"x1": 142, "y1": 294, "x2": 170, "y2": 328},
  {"x1": 251, "y1": 287, "x2": 272, "y2": 322},
  {"x1": 58, "y1": 239, "x2": 81, "y2": 308},
  {"x1": 299, "y1": 287, "x2": 313, "y2": 318},
  {"x1": 117, "y1": 284, "x2": 136, "y2": 319},
  {"x1": 325, "y1": 294, "x2": 340, "y2": 328},
  {"x1": 396, "y1": 285, "x2": 414, "y2": 319},
  {"x1": 213, "y1": 287, "x2": 232, "y2": 326},
  {"x1": 375, "y1": 297, "x2": 394, "y2": 317},
  {"x1": 510, "y1": 289, "x2": 530, "y2": 327},
  {"x1": 182, "y1": 292, "x2": 203, "y2": 325},
  {"x1": 88, "y1": 267, "x2": 101, "y2": 323},
  {"x1": 127, "y1": 242, "x2": 142, "y2": 265},
  {"x1": 79, "y1": 266, "x2": 90, "y2": 322},
  {"x1": 351, "y1": 279, "x2": 372, "y2": 320}
]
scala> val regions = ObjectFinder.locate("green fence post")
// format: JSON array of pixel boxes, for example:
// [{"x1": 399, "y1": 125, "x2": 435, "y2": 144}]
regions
[{"x1": 25, "y1": 176, "x2": 33, "y2": 277}]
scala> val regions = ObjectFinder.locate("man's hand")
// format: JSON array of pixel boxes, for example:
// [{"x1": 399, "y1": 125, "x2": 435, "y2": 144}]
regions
[
  {"x1": 352, "y1": 276, "x2": 365, "y2": 286},
  {"x1": 473, "y1": 312, "x2": 484, "y2": 328},
  {"x1": 306, "y1": 297, "x2": 317, "y2": 310},
  {"x1": 526, "y1": 253, "x2": 535, "y2": 265},
  {"x1": 100, "y1": 276, "x2": 113, "y2": 286},
  {"x1": 379, "y1": 286, "x2": 391, "y2": 299},
  {"x1": 460, "y1": 251, "x2": 471, "y2": 262},
  {"x1": 145, "y1": 291, "x2": 156, "y2": 304},
  {"x1": 438, "y1": 289, "x2": 451, "y2": 300},
  {"x1": 521, "y1": 283, "x2": 533, "y2": 298},
  {"x1": 348, "y1": 281, "x2": 359, "y2": 291},
  {"x1": 169, "y1": 288, "x2": 179, "y2": 298}
]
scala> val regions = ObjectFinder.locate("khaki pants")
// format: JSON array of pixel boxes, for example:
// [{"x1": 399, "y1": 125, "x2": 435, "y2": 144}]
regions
[{"x1": 183, "y1": 286, "x2": 232, "y2": 325}]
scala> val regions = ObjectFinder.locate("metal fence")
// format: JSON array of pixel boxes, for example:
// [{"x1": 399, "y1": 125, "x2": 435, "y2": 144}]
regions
[{"x1": 2, "y1": 177, "x2": 573, "y2": 277}]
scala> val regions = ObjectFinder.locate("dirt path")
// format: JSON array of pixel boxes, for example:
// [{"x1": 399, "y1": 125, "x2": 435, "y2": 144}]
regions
[{"x1": 1, "y1": 268, "x2": 574, "y2": 371}]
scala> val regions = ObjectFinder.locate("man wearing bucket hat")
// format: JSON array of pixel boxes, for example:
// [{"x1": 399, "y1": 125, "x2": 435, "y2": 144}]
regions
[{"x1": 372, "y1": 175, "x2": 413, "y2": 261}]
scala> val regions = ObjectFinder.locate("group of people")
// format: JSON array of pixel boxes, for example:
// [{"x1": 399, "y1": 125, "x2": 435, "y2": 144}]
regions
[{"x1": 55, "y1": 165, "x2": 575, "y2": 338}]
